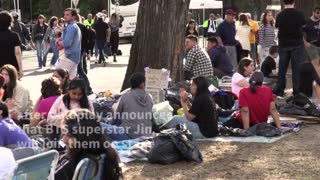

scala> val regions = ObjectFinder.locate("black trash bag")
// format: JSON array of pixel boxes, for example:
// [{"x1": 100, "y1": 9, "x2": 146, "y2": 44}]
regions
[
  {"x1": 148, "y1": 124, "x2": 203, "y2": 164},
  {"x1": 286, "y1": 93, "x2": 320, "y2": 117}
]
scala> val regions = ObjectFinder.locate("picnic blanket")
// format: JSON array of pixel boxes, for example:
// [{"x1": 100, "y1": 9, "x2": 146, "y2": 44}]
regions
[{"x1": 197, "y1": 134, "x2": 290, "y2": 143}]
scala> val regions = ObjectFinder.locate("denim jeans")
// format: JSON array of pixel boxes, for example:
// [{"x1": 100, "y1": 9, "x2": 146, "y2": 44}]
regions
[
  {"x1": 100, "y1": 122, "x2": 130, "y2": 141},
  {"x1": 274, "y1": 45, "x2": 304, "y2": 96},
  {"x1": 35, "y1": 40, "x2": 47, "y2": 67},
  {"x1": 77, "y1": 52, "x2": 93, "y2": 94},
  {"x1": 165, "y1": 116, "x2": 205, "y2": 140},
  {"x1": 49, "y1": 41, "x2": 59, "y2": 66},
  {"x1": 225, "y1": 46, "x2": 237, "y2": 71},
  {"x1": 96, "y1": 40, "x2": 106, "y2": 62}
]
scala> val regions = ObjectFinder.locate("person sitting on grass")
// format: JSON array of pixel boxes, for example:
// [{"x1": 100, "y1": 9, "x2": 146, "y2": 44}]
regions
[
  {"x1": 0, "y1": 64, "x2": 33, "y2": 121},
  {"x1": 116, "y1": 72, "x2": 153, "y2": 139},
  {"x1": 55, "y1": 109, "x2": 122, "y2": 179},
  {"x1": 30, "y1": 77, "x2": 61, "y2": 126},
  {"x1": 261, "y1": 45, "x2": 279, "y2": 78},
  {"x1": 225, "y1": 72, "x2": 282, "y2": 129},
  {"x1": 45, "y1": 79, "x2": 94, "y2": 128},
  {"x1": 0, "y1": 101, "x2": 33, "y2": 148},
  {"x1": 52, "y1": 68, "x2": 70, "y2": 94},
  {"x1": 261, "y1": 45, "x2": 279, "y2": 88},
  {"x1": 231, "y1": 58, "x2": 254, "y2": 98},
  {"x1": 165, "y1": 76, "x2": 218, "y2": 139}
]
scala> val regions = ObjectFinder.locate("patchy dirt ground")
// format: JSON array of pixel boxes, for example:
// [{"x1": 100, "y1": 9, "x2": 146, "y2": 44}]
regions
[{"x1": 123, "y1": 123, "x2": 320, "y2": 179}]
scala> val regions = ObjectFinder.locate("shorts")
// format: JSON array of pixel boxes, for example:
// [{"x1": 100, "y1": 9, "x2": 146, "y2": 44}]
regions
[{"x1": 305, "y1": 44, "x2": 320, "y2": 61}]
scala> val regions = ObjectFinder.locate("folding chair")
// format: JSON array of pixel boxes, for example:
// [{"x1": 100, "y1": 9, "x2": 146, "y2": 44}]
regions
[
  {"x1": 72, "y1": 154, "x2": 106, "y2": 180},
  {"x1": 11, "y1": 150, "x2": 59, "y2": 180}
]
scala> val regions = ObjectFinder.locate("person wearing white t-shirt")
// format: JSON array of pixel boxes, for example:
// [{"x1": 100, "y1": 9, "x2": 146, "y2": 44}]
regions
[
  {"x1": 0, "y1": 147, "x2": 16, "y2": 179},
  {"x1": 236, "y1": 14, "x2": 251, "y2": 58},
  {"x1": 232, "y1": 58, "x2": 254, "y2": 97}
]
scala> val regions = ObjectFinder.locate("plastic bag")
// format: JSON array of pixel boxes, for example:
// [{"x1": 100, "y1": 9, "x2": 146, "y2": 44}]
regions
[{"x1": 148, "y1": 124, "x2": 203, "y2": 164}]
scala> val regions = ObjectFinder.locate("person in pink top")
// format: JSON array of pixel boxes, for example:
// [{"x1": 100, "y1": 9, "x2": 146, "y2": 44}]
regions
[
  {"x1": 43, "y1": 79, "x2": 94, "y2": 128},
  {"x1": 30, "y1": 77, "x2": 61, "y2": 126}
]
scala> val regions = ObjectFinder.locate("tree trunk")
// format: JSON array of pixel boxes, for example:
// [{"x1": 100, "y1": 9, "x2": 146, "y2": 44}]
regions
[
  {"x1": 50, "y1": 0, "x2": 63, "y2": 17},
  {"x1": 121, "y1": 0, "x2": 190, "y2": 91}
]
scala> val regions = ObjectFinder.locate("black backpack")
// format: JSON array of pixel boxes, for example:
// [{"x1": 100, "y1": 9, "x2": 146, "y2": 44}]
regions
[{"x1": 286, "y1": 93, "x2": 320, "y2": 117}]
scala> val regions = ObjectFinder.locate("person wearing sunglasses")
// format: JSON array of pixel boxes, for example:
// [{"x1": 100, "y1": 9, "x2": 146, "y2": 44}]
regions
[{"x1": 303, "y1": 6, "x2": 320, "y2": 69}]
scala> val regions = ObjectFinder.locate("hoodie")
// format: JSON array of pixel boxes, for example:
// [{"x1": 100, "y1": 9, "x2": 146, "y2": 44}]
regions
[
  {"x1": 208, "y1": 45, "x2": 234, "y2": 75},
  {"x1": 117, "y1": 89, "x2": 153, "y2": 139}
]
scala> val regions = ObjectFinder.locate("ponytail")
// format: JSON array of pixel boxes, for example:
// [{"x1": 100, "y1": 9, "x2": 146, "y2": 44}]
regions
[{"x1": 250, "y1": 81, "x2": 258, "y2": 94}]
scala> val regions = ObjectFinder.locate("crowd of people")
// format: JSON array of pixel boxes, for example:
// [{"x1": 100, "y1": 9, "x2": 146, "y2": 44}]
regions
[{"x1": 0, "y1": 0, "x2": 319, "y2": 178}]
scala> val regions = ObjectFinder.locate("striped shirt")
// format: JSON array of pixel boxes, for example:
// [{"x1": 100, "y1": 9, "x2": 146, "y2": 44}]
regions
[{"x1": 258, "y1": 24, "x2": 277, "y2": 48}]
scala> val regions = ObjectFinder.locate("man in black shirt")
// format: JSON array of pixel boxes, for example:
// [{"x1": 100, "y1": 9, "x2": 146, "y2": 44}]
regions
[
  {"x1": 273, "y1": 0, "x2": 306, "y2": 97},
  {"x1": 92, "y1": 12, "x2": 110, "y2": 64},
  {"x1": 303, "y1": 6, "x2": 320, "y2": 69},
  {"x1": 261, "y1": 45, "x2": 279, "y2": 78},
  {"x1": 261, "y1": 45, "x2": 279, "y2": 89}
]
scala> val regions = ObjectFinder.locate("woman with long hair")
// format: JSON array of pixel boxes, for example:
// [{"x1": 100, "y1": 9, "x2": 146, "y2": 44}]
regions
[
  {"x1": 55, "y1": 109, "x2": 122, "y2": 179},
  {"x1": 226, "y1": 72, "x2": 282, "y2": 129},
  {"x1": 165, "y1": 76, "x2": 218, "y2": 139},
  {"x1": 231, "y1": 58, "x2": 254, "y2": 97},
  {"x1": 45, "y1": 79, "x2": 94, "y2": 128},
  {"x1": 52, "y1": 68, "x2": 70, "y2": 94},
  {"x1": 186, "y1": 20, "x2": 199, "y2": 37},
  {"x1": 43, "y1": 16, "x2": 62, "y2": 68},
  {"x1": 236, "y1": 13, "x2": 251, "y2": 57},
  {"x1": 258, "y1": 11, "x2": 277, "y2": 65},
  {"x1": 0, "y1": 64, "x2": 33, "y2": 120},
  {"x1": 33, "y1": 15, "x2": 48, "y2": 68},
  {"x1": 109, "y1": 13, "x2": 120, "y2": 62}
]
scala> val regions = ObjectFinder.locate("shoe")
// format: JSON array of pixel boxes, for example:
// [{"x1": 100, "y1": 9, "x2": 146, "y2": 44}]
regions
[
  {"x1": 113, "y1": 55, "x2": 117, "y2": 62},
  {"x1": 113, "y1": 58, "x2": 117, "y2": 63}
]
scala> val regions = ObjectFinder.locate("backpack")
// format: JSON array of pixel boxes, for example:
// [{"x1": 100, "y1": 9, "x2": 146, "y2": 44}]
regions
[
  {"x1": 212, "y1": 90, "x2": 237, "y2": 110},
  {"x1": 286, "y1": 93, "x2": 320, "y2": 117}
]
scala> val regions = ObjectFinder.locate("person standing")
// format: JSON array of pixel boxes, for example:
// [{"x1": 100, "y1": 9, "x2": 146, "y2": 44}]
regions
[
  {"x1": 303, "y1": 6, "x2": 320, "y2": 73},
  {"x1": 246, "y1": 13, "x2": 259, "y2": 66},
  {"x1": 75, "y1": 14, "x2": 93, "y2": 95},
  {"x1": 109, "y1": 13, "x2": 120, "y2": 63},
  {"x1": 42, "y1": 16, "x2": 61, "y2": 69},
  {"x1": 33, "y1": 15, "x2": 48, "y2": 68},
  {"x1": 56, "y1": 8, "x2": 82, "y2": 80},
  {"x1": 11, "y1": 12, "x2": 35, "y2": 51},
  {"x1": 217, "y1": 9, "x2": 237, "y2": 71},
  {"x1": 84, "y1": 13, "x2": 94, "y2": 27},
  {"x1": 258, "y1": 11, "x2": 277, "y2": 66},
  {"x1": 273, "y1": 0, "x2": 306, "y2": 97},
  {"x1": 0, "y1": 11, "x2": 23, "y2": 79},
  {"x1": 203, "y1": 14, "x2": 218, "y2": 37},
  {"x1": 215, "y1": 14, "x2": 224, "y2": 26},
  {"x1": 92, "y1": 12, "x2": 110, "y2": 65},
  {"x1": 236, "y1": 14, "x2": 251, "y2": 58}
]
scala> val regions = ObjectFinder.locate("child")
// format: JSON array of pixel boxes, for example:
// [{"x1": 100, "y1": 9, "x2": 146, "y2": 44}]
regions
[
  {"x1": 43, "y1": 79, "x2": 94, "y2": 128},
  {"x1": 261, "y1": 45, "x2": 279, "y2": 78}
]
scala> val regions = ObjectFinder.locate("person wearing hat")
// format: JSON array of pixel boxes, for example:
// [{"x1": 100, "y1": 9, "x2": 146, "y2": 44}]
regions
[
  {"x1": 92, "y1": 12, "x2": 111, "y2": 64},
  {"x1": 225, "y1": 72, "x2": 282, "y2": 129},
  {"x1": 216, "y1": 9, "x2": 238, "y2": 71},
  {"x1": 207, "y1": 36, "x2": 233, "y2": 78},
  {"x1": 11, "y1": 12, "x2": 35, "y2": 51}
]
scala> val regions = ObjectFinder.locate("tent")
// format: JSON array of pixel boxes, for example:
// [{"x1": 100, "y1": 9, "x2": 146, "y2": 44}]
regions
[{"x1": 189, "y1": 0, "x2": 223, "y2": 10}]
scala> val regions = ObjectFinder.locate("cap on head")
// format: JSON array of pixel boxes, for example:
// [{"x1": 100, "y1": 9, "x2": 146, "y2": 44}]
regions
[{"x1": 225, "y1": 9, "x2": 236, "y2": 16}]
